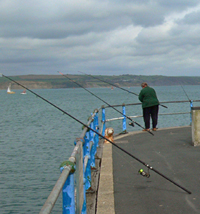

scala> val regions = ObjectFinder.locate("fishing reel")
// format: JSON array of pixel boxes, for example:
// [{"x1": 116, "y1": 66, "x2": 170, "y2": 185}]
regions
[
  {"x1": 129, "y1": 122, "x2": 134, "y2": 127},
  {"x1": 138, "y1": 168, "x2": 150, "y2": 178}
]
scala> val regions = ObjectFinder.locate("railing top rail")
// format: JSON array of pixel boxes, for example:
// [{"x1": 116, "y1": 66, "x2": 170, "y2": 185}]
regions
[
  {"x1": 105, "y1": 112, "x2": 190, "y2": 122},
  {"x1": 101, "y1": 100, "x2": 200, "y2": 108},
  {"x1": 78, "y1": 108, "x2": 100, "y2": 139},
  {"x1": 39, "y1": 161, "x2": 73, "y2": 214}
]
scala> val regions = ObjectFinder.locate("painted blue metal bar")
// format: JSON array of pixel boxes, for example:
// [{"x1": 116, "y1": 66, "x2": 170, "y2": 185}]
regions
[
  {"x1": 122, "y1": 104, "x2": 126, "y2": 131},
  {"x1": 82, "y1": 154, "x2": 87, "y2": 214},
  {"x1": 89, "y1": 118, "x2": 96, "y2": 168},
  {"x1": 61, "y1": 169, "x2": 75, "y2": 213},
  {"x1": 94, "y1": 111, "x2": 99, "y2": 148},
  {"x1": 102, "y1": 106, "x2": 106, "y2": 136},
  {"x1": 190, "y1": 100, "x2": 193, "y2": 124},
  {"x1": 84, "y1": 131, "x2": 92, "y2": 191}
]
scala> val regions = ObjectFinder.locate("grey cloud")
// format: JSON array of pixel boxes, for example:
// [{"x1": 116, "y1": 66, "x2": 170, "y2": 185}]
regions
[
  {"x1": 1, "y1": 0, "x2": 200, "y2": 76},
  {"x1": 159, "y1": 0, "x2": 199, "y2": 9},
  {"x1": 177, "y1": 11, "x2": 200, "y2": 25}
]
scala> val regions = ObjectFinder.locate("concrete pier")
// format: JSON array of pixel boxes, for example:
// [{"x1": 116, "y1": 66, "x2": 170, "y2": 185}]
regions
[{"x1": 97, "y1": 126, "x2": 200, "y2": 214}]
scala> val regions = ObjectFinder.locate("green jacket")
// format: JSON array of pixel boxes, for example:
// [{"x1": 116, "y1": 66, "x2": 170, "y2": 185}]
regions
[{"x1": 139, "y1": 86, "x2": 159, "y2": 108}]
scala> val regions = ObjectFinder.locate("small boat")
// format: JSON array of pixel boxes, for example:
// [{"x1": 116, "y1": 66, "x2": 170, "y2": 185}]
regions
[
  {"x1": 21, "y1": 89, "x2": 26, "y2": 95},
  {"x1": 7, "y1": 84, "x2": 15, "y2": 94}
]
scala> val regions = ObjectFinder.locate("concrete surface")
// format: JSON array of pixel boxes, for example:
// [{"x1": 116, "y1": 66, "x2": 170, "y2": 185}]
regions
[
  {"x1": 97, "y1": 126, "x2": 200, "y2": 214},
  {"x1": 97, "y1": 143, "x2": 115, "y2": 214}
]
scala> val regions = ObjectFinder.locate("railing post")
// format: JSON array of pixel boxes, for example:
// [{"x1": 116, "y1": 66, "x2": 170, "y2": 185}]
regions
[
  {"x1": 122, "y1": 103, "x2": 126, "y2": 132},
  {"x1": 81, "y1": 184, "x2": 87, "y2": 214},
  {"x1": 94, "y1": 110, "x2": 99, "y2": 148},
  {"x1": 191, "y1": 106, "x2": 200, "y2": 146},
  {"x1": 84, "y1": 131, "x2": 92, "y2": 191},
  {"x1": 102, "y1": 106, "x2": 106, "y2": 136},
  {"x1": 89, "y1": 117, "x2": 96, "y2": 168},
  {"x1": 82, "y1": 162, "x2": 87, "y2": 214},
  {"x1": 190, "y1": 100, "x2": 193, "y2": 125},
  {"x1": 60, "y1": 161, "x2": 75, "y2": 214}
]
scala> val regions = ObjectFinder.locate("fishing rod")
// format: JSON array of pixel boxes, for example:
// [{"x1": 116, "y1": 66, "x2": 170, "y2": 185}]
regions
[
  {"x1": 78, "y1": 71, "x2": 168, "y2": 109},
  {"x1": 180, "y1": 85, "x2": 191, "y2": 102},
  {"x1": 78, "y1": 70, "x2": 138, "y2": 95},
  {"x1": 58, "y1": 71, "x2": 154, "y2": 136},
  {"x1": 180, "y1": 85, "x2": 193, "y2": 124},
  {"x1": 1, "y1": 73, "x2": 191, "y2": 194}
]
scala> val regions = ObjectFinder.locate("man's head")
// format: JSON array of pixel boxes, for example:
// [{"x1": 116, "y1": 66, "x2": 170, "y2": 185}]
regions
[{"x1": 141, "y1": 82, "x2": 148, "y2": 88}]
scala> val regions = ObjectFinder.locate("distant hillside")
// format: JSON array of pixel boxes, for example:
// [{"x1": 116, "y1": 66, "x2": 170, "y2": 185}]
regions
[{"x1": 1, "y1": 74, "x2": 200, "y2": 90}]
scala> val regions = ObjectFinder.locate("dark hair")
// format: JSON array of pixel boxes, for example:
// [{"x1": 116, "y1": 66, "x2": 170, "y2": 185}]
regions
[{"x1": 141, "y1": 82, "x2": 148, "y2": 87}]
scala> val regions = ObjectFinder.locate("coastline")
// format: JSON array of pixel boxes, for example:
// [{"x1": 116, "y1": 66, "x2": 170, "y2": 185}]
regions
[{"x1": 1, "y1": 74, "x2": 200, "y2": 90}]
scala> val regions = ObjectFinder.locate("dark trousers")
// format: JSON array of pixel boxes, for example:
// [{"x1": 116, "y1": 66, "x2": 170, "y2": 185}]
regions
[{"x1": 143, "y1": 105, "x2": 159, "y2": 129}]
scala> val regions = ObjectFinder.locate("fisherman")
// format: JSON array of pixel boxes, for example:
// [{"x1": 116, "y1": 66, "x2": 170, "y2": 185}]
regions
[{"x1": 139, "y1": 82, "x2": 159, "y2": 131}]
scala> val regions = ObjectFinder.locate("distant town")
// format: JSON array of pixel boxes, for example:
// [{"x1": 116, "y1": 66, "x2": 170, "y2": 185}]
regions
[{"x1": 1, "y1": 74, "x2": 200, "y2": 90}]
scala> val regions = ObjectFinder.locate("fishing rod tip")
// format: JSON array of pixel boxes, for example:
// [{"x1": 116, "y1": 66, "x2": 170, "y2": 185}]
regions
[{"x1": 58, "y1": 71, "x2": 64, "y2": 75}]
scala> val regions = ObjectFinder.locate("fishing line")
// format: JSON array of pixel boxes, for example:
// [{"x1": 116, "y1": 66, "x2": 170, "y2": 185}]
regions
[
  {"x1": 180, "y1": 85, "x2": 191, "y2": 102},
  {"x1": 78, "y1": 71, "x2": 168, "y2": 109},
  {"x1": 1, "y1": 73, "x2": 191, "y2": 194},
  {"x1": 58, "y1": 71, "x2": 154, "y2": 136}
]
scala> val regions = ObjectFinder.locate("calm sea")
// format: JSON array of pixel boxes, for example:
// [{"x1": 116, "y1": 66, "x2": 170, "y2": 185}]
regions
[{"x1": 1, "y1": 85, "x2": 200, "y2": 213}]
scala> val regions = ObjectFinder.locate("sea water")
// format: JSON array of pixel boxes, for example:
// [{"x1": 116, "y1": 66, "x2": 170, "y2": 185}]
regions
[{"x1": 0, "y1": 85, "x2": 200, "y2": 213}]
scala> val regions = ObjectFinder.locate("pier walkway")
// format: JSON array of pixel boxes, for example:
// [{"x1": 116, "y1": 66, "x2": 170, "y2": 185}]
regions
[{"x1": 97, "y1": 126, "x2": 200, "y2": 214}]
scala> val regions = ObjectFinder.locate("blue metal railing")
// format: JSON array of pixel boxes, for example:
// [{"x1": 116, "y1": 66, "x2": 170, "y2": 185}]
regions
[
  {"x1": 40, "y1": 99, "x2": 200, "y2": 214},
  {"x1": 40, "y1": 108, "x2": 100, "y2": 214},
  {"x1": 104, "y1": 100, "x2": 196, "y2": 131}
]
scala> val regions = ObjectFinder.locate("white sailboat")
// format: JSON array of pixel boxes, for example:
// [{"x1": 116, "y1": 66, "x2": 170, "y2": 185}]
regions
[
  {"x1": 21, "y1": 89, "x2": 26, "y2": 95},
  {"x1": 7, "y1": 84, "x2": 15, "y2": 94}
]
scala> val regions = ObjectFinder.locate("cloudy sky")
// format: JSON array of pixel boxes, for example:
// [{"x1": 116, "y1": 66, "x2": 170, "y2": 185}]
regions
[{"x1": 1, "y1": 0, "x2": 200, "y2": 76}]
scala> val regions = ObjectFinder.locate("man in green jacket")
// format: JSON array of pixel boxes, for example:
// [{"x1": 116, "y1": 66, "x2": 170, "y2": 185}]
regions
[{"x1": 139, "y1": 82, "x2": 159, "y2": 131}]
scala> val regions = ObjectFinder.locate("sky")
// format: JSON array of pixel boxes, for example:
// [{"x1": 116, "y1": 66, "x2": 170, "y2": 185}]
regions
[{"x1": 1, "y1": 0, "x2": 200, "y2": 76}]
